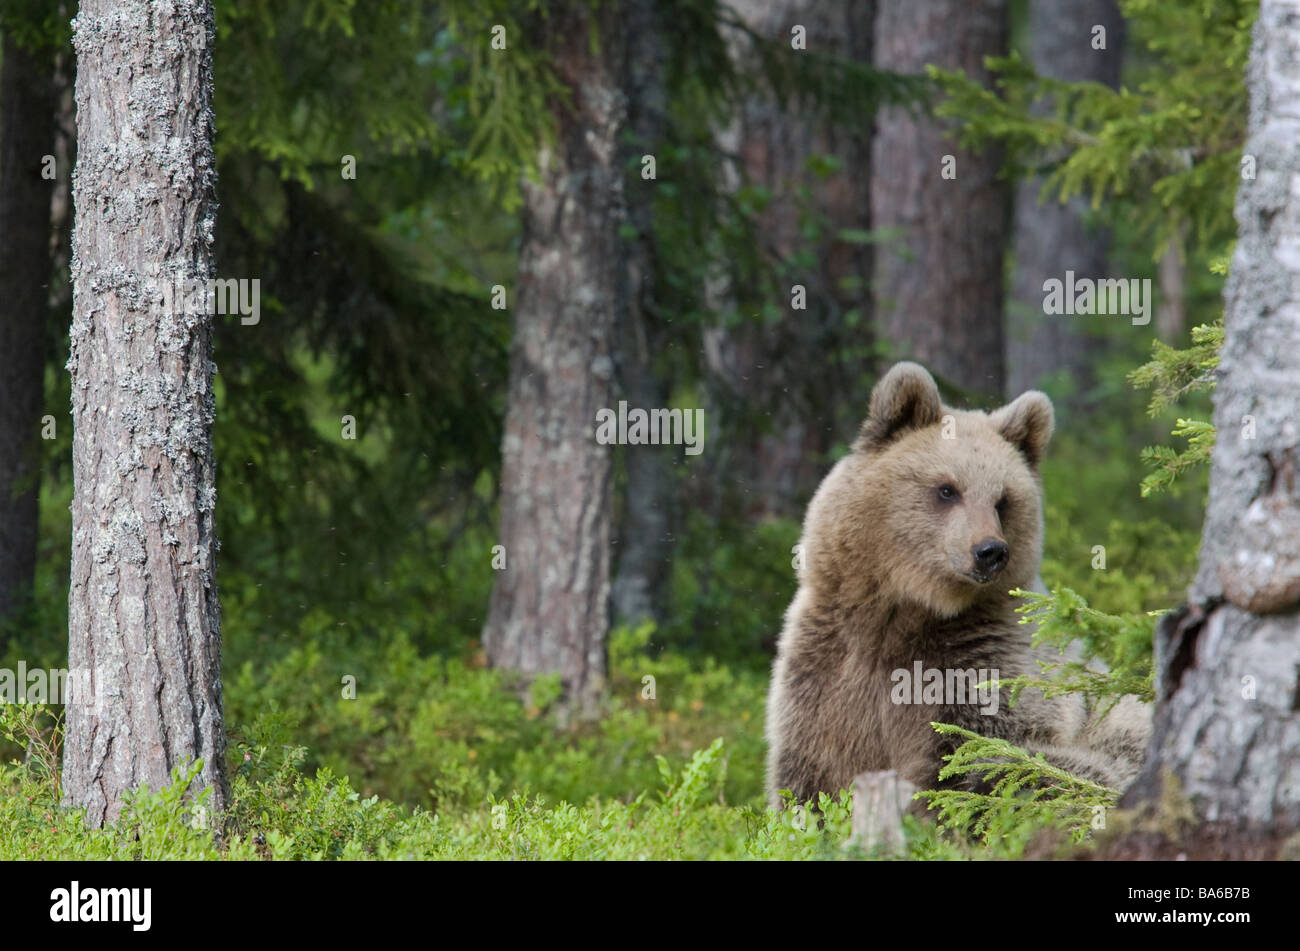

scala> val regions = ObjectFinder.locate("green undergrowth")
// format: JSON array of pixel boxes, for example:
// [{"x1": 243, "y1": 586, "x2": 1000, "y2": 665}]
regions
[
  {"x1": 1, "y1": 594, "x2": 1152, "y2": 861},
  {"x1": 2, "y1": 712, "x2": 976, "y2": 861}
]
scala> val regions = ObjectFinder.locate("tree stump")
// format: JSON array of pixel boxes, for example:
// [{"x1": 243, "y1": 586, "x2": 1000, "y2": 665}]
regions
[{"x1": 850, "y1": 770, "x2": 917, "y2": 855}]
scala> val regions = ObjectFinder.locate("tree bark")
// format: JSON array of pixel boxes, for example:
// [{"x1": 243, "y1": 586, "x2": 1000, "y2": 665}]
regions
[
  {"x1": 850, "y1": 769, "x2": 917, "y2": 854},
  {"x1": 483, "y1": 4, "x2": 626, "y2": 715},
  {"x1": 703, "y1": 0, "x2": 875, "y2": 520},
  {"x1": 0, "y1": 33, "x2": 58, "y2": 634},
  {"x1": 611, "y1": 0, "x2": 672, "y2": 627},
  {"x1": 63, "y1": 0, "x2": 227, "y2": 827},
  {"x1": 1006, "y1": 0, "x2": 1123, "y2": 399},
  {"x1": 1155, "y1": 226, "x2": 1187, "y2": 343},
  {"x1": 872, "y1": 0, "x2": 1009, "y2": 398},
  {"x1": 1120, "y1": 0, "x2": 1300, "y2": 842}
]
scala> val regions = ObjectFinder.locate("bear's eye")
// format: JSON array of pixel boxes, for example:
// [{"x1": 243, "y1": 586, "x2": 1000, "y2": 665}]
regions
[
  {"x1": 936, "y1": 483, "x2": 960, "y2": 503},
  {"x1": 996, "y1": 493, "x2": 1010, "y2": 516}
]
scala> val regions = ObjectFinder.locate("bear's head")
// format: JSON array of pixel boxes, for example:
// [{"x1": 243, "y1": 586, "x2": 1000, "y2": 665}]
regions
[{"x1": 803, "y1": 362, "x2": 1054, "y2": 618}]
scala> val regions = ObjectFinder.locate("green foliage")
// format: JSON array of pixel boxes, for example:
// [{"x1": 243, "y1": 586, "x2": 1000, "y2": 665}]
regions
[
  {"x1": 1038, "y1": 397, "x2": 1205, "y2": 618},
  {"x1": 660, "y1": 513, "x2": 798, "y2": 666},
  {"x1": 1, "y1": 715, "x2": 997, "y2": 859},
  {"x1": 1129, "y1": 318, "x2": 1224, "y2": 414},
  {"x1": 1006, "y1": 587, "x2": 1156, "y2": 707},
  {"x1": 1131, "y1": 316, "x2": 1223, "y2": 496},
  {"x1": 0, "y1": 732, "x2": 858, "y2": 860},
  {"x1": 0, "y1": 625, "x2": 987, "y2": 859},
  {"x1": 443, "y1": 1, "x2": 563, "y2": 198},
  {"x1": 213, "y1": 0, "x2": 558, "y2": 196},
  {"x1": 1138, "y1": 418, "x2": 1216, "y2": 496},
  {"x1": 919, "y1": 725, "x2": 1116, "y2": 849},
  {"x1": 0, "y1": 0, "x2": 71, "y2": 53},
  {"x1": 136, "y1": 0, "x2": 519, "y2": 656},
  {"x1": 0, "y1": 756, "x2": 262, "y2": 861},
  {"x1": 0, "y1": 704, "x2": 61, "y2": 796},
  {"x1": 930, "y1": 0, "x2": 1256, "y2": 253},
  {"x1": 919, "y1": 585, "x2": 1154, "y2": 850},
  {"x1": 218, "y1": 619, "x2": 771, "y2": 813},
  {"x1": 1041, "y1": 513, "x2": 1199, "y2": 616}
]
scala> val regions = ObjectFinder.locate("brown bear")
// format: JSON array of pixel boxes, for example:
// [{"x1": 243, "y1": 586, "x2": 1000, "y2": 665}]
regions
[{"x1": 765, "y1": 362, "x2": 1149, "y2": 808}]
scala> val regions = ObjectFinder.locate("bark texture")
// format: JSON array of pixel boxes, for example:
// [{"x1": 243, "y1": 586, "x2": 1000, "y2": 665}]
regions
[
  {"x1": 0, "y1": 34, "x2": 58, "y2": 631},
  {"x1": 1122, "y1": 0, "x2": 1300, "y2": 833},
  {"x1": 483, "y1": 5, "x2": 626, "y2": 714},
  {"x1": 872, "y1": 0, "x2": 1008, "y2": 398},
  {"x1": 63, "y1": 0, "x2": 227, "y2": 826},
  {"x1": 1006, "y1": 0, "x2": 1123, "y2": 399},
  {"x1": 611, "y1": 0, "x2": 672, "y2": 626},
  {"x1": 704, "y1": 0, "x2": 875, "y2": 520}
]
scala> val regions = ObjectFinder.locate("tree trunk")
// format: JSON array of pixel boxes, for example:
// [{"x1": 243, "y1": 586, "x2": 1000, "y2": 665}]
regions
[
  {"x1": 872, "y1": 0, "x2": 1009, "y2": 398},
  {"x1": 850, "y1": 769, "x2": 917, "y2": 854},
  {"x1": 63, "y1": 0, "x2": 228, "y2": 827},
  {"x1": 1006, "y1": 0, "x2": 1123, "y2": 400},
  {"x1": 703, "y1": 0, "x2": 876, "y2": 520},
  {"x1": 1120, "y1": 0, "x2": 1300, "y2": 848},
  {"x1": 611, "y1": 0, "x2": 672, "y2": 627},
  {"x1": 0, "y1": 33, "x2": 58, "y2": 634},
  {"x1": 1155, "y1": 226, "x2": 1187, "y2": 343},
  {"x1": 482, "y1": 4, "x2": 626, "y2": 715}
]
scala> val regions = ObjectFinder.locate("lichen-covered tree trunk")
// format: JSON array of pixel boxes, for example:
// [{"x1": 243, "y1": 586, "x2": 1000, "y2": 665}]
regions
[
  {"x1": 1121, "y1": 0, "x2": 1300, "y2": 844},
  {"x1": 63, "y1": 0, "x2": 227, "y2": 827},
  {"x1": 872, "y1": 0, "x2": 1008, "y2": 398},
  {"x1": 482, "y1": 5, "x2": 626, "y2": 715},
  {"x1": 1006, "y1": 0, "x2": 1123, "y2": 399},
  {"x1": 0, "y1": 33, "x2": 58, "y2": 634},
  {"x1": 611, "y1": 0, "x2": 672, "y2": 627}
]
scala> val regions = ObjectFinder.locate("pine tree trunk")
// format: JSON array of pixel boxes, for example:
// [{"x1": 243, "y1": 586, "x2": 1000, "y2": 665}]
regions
[
  {"x1": 63, "y1": 0, "x2": 227, "y2": 827},
  {"x1": 1120, "y1": 0, "x2": 1300, "y2": 847},
  {"x1": 1006, "y1": 0, "x2": 1123, "y2": 399},
  {"x1": 703, "y1": 0, "x2": 876, "y2": 520},
  {"x1": 483, "y1": 5, "x2": 626, "y2": 715},
  {"x1": 872, "y1": 0, "x2": 1009, "y2": 398},
  {"x1": 0, "y1": 34, "x2": 58, "y2": 634},
  {"x1": 611, "y1": 0, "x2": 672, "y2": 627}
]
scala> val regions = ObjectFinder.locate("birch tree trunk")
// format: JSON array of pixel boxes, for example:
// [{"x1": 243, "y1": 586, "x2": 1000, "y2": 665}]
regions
[
  {"x1": 872, "y1": 0, "x2": 1008, "y2": 398},
  {"x1": 482, "y1": 5, "x2": 626, "y2": 715},
  {"x1": 63, "y1": 0, "x2": 227, "y2": 827},
  {"x1": 1120, "y1": 0, "x2": 1300, "y2": 850},
  {"x1": 0, "y1": 33, "x2": 58, "y2": 634}
]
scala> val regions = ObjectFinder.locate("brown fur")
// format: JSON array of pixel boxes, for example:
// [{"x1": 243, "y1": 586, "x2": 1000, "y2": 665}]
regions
[{"x1": 765, "y1": 362, "x2": 1150, "y2": 807}]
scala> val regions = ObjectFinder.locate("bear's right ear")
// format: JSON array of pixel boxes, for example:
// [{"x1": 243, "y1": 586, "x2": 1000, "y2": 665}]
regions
[
  {"x1": 855, "y1": 362, "x2": 943, "y2": 452},
  {"x1": 989, "y1": 390, "x2": 1054, "y2": 469}
]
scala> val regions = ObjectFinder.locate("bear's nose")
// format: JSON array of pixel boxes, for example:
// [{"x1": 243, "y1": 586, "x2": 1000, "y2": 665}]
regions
[{"x1": 972, "y1": 539, "x2": 1009, "y2": 577}]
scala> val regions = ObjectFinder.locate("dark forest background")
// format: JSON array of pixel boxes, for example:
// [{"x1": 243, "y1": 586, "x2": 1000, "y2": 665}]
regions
[{"x1": 0, "y1": 0, "x2": 1263, "y2": 858}]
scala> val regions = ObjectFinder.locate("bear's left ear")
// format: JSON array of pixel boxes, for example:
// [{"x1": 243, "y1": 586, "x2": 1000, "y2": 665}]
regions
[{"x1": 990, "y1": 391, "x2": 1054, "y2": 468}]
